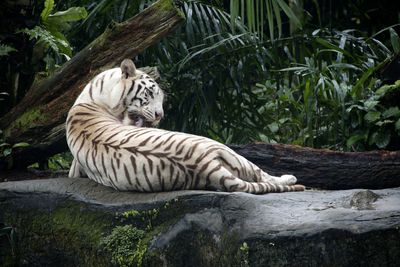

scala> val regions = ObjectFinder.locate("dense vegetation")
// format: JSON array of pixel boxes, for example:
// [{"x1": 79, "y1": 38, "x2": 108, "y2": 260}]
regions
[{"x1": 0, "y1": 0, "x2": 399, "y2": 169}]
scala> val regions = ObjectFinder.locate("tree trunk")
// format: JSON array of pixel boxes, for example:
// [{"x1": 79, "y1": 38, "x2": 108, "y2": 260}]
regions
[
  {"x1": 0, "y1": 0, "x2": 184, "y2": 169},
  {"x1": 229, "y1": 143, "x2": 400, "y2": 190}
]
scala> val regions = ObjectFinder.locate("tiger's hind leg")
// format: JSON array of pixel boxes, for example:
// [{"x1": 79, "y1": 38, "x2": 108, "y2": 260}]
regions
[
  {"x1": 225, "y1": 176, "x2": 304, "y2": 194},
  {"x1": 218, "y1": 149, "x2": 298, "y2": 186},
  {"x1": 208, "y1": 166, "x2": 304, "y2": 194},
  {"x1": 68, "y1": 158, "x2": 88, "y2": 178},
  {"x1": 260, "y1": 172, "x2": 298, "y2": 186}
]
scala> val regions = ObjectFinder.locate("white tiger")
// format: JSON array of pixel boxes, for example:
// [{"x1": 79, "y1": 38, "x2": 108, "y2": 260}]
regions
[{"x1": 66, "y1": 59, "x2": 304, "y2": 194}]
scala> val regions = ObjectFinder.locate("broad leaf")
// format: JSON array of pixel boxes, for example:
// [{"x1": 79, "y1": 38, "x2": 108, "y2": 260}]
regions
[
  {"x1": 382, "y1": 107, "x2": 400, "y2": 118},
  {"x1": 268, "y1": 122, "x2": 279, "y2": 133},
  {"x1": 395, "y1": 119, "x2": 400, "y2": 131},
  {"x1": 41, "y1": 0, "x2": 55, "y2": 22},
  {"x1": 3, "y1": 148, "x2": 12, "y2": 157},
  {"x1": 363, "y1": 100, "x2": 379, "y2": 110},
  {"x1": 375, "y1": 130, "x2": 391, "y2": 149},
  {"x1": 376, "y1": 81, "x2": 400, "y2": 96},
  {"x1": 12, "y1": 142, "x2": 30, "y2": 148},
  {"x1": 389, "y1": 28, "x2": 400, "y2": 54},
  {"x1": 48, "y1": 7, "x2": 88, "y2": 22},
  {"x1": 346, "y1": 134, "x2": 365, "y2": 148},
  {"x1": 364, "y1": 111, "x2": 381, "y2": 123}
]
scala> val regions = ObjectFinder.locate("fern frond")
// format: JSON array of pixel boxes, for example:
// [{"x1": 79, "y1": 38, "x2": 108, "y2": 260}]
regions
[
  {"x1": 19, "y1": 26, "x2": 70, "y2": 54},
  {"x1": 0, "y1": 44, "x2": 17, "y2": 57}
]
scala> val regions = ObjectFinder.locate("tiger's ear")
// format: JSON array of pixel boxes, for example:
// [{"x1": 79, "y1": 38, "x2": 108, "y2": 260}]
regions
[{"x1": 120, "y1": 59, "x2": 136, "y2": 79}]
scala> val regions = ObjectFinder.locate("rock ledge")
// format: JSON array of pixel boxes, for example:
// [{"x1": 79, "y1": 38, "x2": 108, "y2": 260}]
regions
[{"x1": 1, "y1": 178, "x2": 399, "y2": 266}]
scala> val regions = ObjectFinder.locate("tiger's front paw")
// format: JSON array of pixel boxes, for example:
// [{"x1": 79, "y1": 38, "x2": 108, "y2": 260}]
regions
[{"x1": 280, "y1": 174, "x2": 297, "y2": 185}]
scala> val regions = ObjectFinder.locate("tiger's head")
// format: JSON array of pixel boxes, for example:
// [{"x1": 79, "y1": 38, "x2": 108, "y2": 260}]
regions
[{"x1": 117, "y1": 59, "x2": 164, "y2": 127}]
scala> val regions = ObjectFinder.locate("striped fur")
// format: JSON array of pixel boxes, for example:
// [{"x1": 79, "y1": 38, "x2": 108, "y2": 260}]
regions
[{"x1": 66, "y1": 59, "x2": 304, "y2": 194}]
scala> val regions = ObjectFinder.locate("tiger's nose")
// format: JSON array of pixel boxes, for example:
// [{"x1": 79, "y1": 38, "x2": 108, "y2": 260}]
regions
[{"x1": 155, "y1": 111, "x2": 163, "y2": 120}]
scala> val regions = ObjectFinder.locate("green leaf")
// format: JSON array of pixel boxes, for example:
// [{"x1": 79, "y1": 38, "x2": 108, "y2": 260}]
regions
[
  {"x1": 364, "y1": 100, "x2": 379, "y2": 110},
  {"x1": 375, "y1": 120, "x2": 394, "y2": 126},
  {"x1": 315, "y1": 38, "x2": 353, "y2": 59},
  {"x1": 3, "y1": 148, "x2": 12, "y2": 157},
  {"x1": 266, "y1": 0, "x2": 274, "y2": 41},
  {"x1": 46, "y1": 30, "x2": 72, "y2": 56},
  {"x1": 375, "y1": 130, "x2": 391, "y2": 149},
  {"x1": 0, "y1": 44, "x2": 17, "y2": 57},
  {"x1": 275, "y1": 0, "x2": 302, "y2": 29},
  {"x1": 48, "y1": 7, "x2": 87, "y2": 22},
  {"x1": 395, "y1": 119, "x2": 400, "y2": 131},
  {"x1": 0, "y1": 227, "x2": 12, "y2": 236},
  {"x1": 346, "y1": 104, "x2": 365, "y2": 113},
  {"x1": 268, "y1": 122, "x2": 279, "y2": 133},
  {"x1": 328, "y1": 63, "x2": 361, "y2": 71},
  {"x1": 382, "y1": 107, "x2": 400, "y2": 118},
  {"x1": 351, "y1": 58, "x2": 390, "y2": 98},
  {"x1": 346, "y1": 134, "x2": 365, "y2": 148},
  {"x1": 272, "y1": 0, "x2": 282, "y2": 38},
  {"x1": 41, "y1": 0, "x2": 55, "y2": 22},
  {"x1": 12, "y1": 142, "x2": 30, "y2": 149},
  {"x1": 389, "y1": 28, "x2": 400, "y2": 54},
  {"x1": 376, "y1": 81, "x2": 400, "y2": 96},
  {"x1": 364, "y1": 111, "x2": 381, "y2": 123},
  {"x1": 279, "y1": 66, "x2": 308, "y2": 72}
]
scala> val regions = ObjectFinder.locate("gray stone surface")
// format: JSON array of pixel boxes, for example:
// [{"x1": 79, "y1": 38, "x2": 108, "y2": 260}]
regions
[{"x1": 1, "y1": 178, "x2": 400, "y2": 266}]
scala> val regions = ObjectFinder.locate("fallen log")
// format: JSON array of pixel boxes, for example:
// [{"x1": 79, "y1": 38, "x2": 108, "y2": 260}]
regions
[
  {"x1": 0, "y1": 0, "x2": 184, "y2": 169},
  {"x1": 229, "y1": 143, "x2": 400, "y2": 190}
]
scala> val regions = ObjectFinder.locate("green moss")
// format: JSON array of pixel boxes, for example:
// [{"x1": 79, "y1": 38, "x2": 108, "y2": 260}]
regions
[
  {"x1": 50, "y1": 203, "x2": 109, "y2": 246},
  {"x1": 121, "y1": 210, "x2": 140, "y2": 218},
  {"x1": 4, "y1": 106, "x2": 46, "y2": 137},
  {"x1": 239, "y1": 242, "x2": 250, "y2": 267},
  {"x1": 154, "y1": 0, "x2": 186, "y2": 18},
  {"x1": 3, "y1": 201, "x2": 113, "y2": 266},
  {"x1": 103, "y1": 199, "x2": 187, "y2": 266},
  {"x1": 99, "y1": 225, "x2": 145, "y2": 267},
  {"x1": 1, "y1": 195, "x2": 198, "y2": 266}
]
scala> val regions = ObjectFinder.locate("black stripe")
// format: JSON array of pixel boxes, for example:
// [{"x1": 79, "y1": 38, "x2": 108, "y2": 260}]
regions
[
  {"x1": 123, "y1": 164, "x2": 133, "y2": 185},
  {"x1": 157, "y1": 166, "x2": 164, "y2": 191},
  {"x1": 130, "y1": 155, "x2": 137, "y2": 174},
  {"x1": 171, "y1": 172, "x2": 180, "y2": 190},
  {"x1": 147, "y1": 157, "x2": 153, "y2": 175},
  {"x1": 101, "y1": 153, "x2": 108, "y2": 178},
  {"x1": 89, "y1": 82, "x2": 94, "y2": 100},
  {"x1": 127, "y1": 81, "x2": 136, "y2": 95},
  {"x1": 205, "y1": 165, "x2": 222, "y2": 188},
  {"x1": 142, "y1": 164, "x2": 154, "y2": 192},
  {"x1": 111, "y1": 158, "x2": 118, "y2": 182},
  {"x1": 100, "y1": 75, "x2": 104, "y2": 93}
]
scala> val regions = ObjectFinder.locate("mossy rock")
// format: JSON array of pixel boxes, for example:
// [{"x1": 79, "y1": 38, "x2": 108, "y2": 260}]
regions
[{"x1": 1, "y1": 178, "x2": 400, "y2": 266}]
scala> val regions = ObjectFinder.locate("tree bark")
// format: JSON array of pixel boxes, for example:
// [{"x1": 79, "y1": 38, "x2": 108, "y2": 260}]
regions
[
  {"x1": 229, "y1": 143, "x2": 400, "y2": 190},
  {"x1": 0, "y1": 0, "x2": 184, "y2": 169}
]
